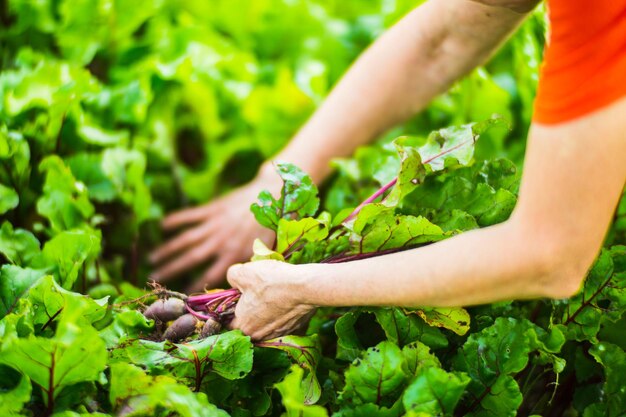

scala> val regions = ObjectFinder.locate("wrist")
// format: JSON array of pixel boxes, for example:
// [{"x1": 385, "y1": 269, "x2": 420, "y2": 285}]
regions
[
  {"x1": 292, "y1": 263, "x2": 342, "y2": 307},
  {"x1": 275, "y1": 262, "x2": 325, "y2": 306}
]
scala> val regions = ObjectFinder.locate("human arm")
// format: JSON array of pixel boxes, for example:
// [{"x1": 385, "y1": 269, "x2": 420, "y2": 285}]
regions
[
  {"x1": 150, "y1": 0, "x2": 538, "y2": 288},
  {"x1": 227, "y1": 97, "x2": 626, "y2": 340},
  {"x1": 267, "y1": 0, "x2": 538, "y2": 183}
]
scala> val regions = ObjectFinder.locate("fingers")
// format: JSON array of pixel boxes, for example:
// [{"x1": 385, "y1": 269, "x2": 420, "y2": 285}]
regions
[
  {"x1": 150, "y1": 221, "x2": 216, "y2": 264},
  {"x1": 162, "y1": 203, "x2": 218, "y2": 230},
  {"x1": 187, "y1": 256, "x2": 237, "y2": 293},
  {"x1": 151, "y1": 238, "x2": 221, "y2": 282}
]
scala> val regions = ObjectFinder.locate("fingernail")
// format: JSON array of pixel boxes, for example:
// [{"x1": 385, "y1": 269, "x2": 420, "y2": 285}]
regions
[{"x1": 150, "y1": 273, "x2": 161, "y2": 282}]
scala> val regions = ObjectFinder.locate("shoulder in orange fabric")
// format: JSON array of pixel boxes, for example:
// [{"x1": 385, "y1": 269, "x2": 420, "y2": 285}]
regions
[{"x1": 533, "y1": 0, "x2": 626, "y2": 124}]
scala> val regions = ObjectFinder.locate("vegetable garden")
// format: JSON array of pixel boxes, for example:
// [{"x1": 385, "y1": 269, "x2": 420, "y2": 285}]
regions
[{"x1": 1, "y1": 1, "x2": 625, "y2": 416}]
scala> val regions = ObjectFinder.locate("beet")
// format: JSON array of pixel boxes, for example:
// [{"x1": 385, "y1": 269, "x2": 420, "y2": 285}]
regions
[
  {"x1": 163, "y1": 314, "x2": 200, "y2": 342},
  {"x1": 143, "y1": 298, "x2": 186, "y2": 322},
  {"x1": 200, "y1": 317, "x2": 222, "y2": 338}
]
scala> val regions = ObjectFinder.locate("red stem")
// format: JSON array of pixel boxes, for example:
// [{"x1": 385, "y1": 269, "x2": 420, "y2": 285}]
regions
[
  {"x1": 343, "y1": 177, "x2": 397, "y2": 223},
  {"x1": 185, "y1": 303, "x2": 219, "y2": 321}
]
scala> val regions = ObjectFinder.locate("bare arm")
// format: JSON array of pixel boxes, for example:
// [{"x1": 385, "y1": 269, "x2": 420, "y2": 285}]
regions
[
  {"x1": 267, "y1": 0, "x2": 538, "y2": 183},
  {"x1": 228, "y1": 97, "x2": 626, "y2": 340},
  {"x1": 151, "y1": 0, "x2": 538, "y2": 287}
]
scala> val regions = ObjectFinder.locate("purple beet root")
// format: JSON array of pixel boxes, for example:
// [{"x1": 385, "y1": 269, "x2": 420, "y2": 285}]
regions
[
  {"x1": 163, "y1": 313, "x2": 201, "y2": 342},
  {"x1": 144, "y1": 298, "x2": 186, "y2": 322},
  {"x1": 201, "y1": 317, "x2": 222, "y2": 338}
]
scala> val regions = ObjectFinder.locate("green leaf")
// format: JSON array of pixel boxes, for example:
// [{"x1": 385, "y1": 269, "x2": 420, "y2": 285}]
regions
[
  {"x1": 340, "y1": 341, "x2": 407, "y2": 408},
  {"x1": 586, "y1": 342, "x2": 626, "y2": 417},
  {"x1": 333, "y1": 401, "x2": 404, "y2": 417},
  {"x1": 555, "y1": 247, "x2": 626, "y2": 342},
  {"x1": 108, "y1": 363, "x2": 228, "y2": 417},
  {"x1": 0, "y1": 265, "x2": 45, "y2": 318},
  {"x1": 276, "y1": 365, "x2": 329, "y2": 417},
  {"x1": 33, "y1": 228, "x2": 101, "y2": 289},
  {"x1": 251, "y1": 238, "x2": 285, "y2": 262},
  {"x1": 0, "y1": 222, "x2": 40, "y2": 266},
  {"x1": 77, "y1": 124, "x2": 129, "y2": 146},
  {"x1": 251, "y1": 163, "x2": 319, "y2": 231},
  {"x1": 0, "y1": 307, "x2": 107, "y2": 406},
  {"x1": 257, "y1": 335, "x2": 322, "y2": 404},
  {"x1": 388, "y1": 117, "x2": 508, "y2": 207},
  {"x1": 99, "y1": 310, "x2": 154, "y2": 348},
  {"x1": 335, "y1": 308, "x2": 447, "y2": 362},
  {"x1": 0, "y1": 370, "x2": 32, "y2": 416},
  {"x1": 401, "y1": 160, "x2": 518, "y2": 227},
  {"x1": 25, "y1": 275, "x2": 108, "y2": 328},
  {"x1": 36, "y1": 156, "x2": 95, "y2": 232},
  {"x1": 383, "y1": 138, "x2": 428, "y2": 206},
  {"x1": 0, "y1": 184, "x2": 18, "y2": 214},
  {"x1": 401, "y1": 341, "x2": 441, "y2": 376},
  {"x1": 469, "y1": 375, "x2": 522, "y2": 417},
  {"x1": 352, "y1": 205, "x2": 445, "y2": 253},
  {"x1": 0, "y1": 130, "x2": 30, "y2": 194},
  {"x1": 403, "y1": 367, "x2": 470, "y2": 416},
  {"x1": 409, "y1": 307, "x2": 471, "y2": 336},
  {"x1": 101, "y1": 148, "x2": 154, "y2": 225},
  {"x1": 276, "y1": 217, "x2": 329, "y2": 254},
  {"x1": 65, "y1": 153, "x2": 116, "y2": 202},
  {"x1": 454, "y1": 318, "x2": 539, "y2": 416},
  {"x1": 120, "y1": 330, "x2": 254, "y2": 386}
]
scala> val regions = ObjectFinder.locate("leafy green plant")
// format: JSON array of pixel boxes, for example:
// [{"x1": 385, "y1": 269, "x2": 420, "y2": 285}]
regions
[{"x1": 1, "y1": 1, "x2": 624, "y2": 416}]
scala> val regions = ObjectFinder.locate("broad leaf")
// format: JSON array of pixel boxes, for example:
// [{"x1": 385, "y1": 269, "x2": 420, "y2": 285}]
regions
[
  {"x1": 109, "y1": 363, "x2": 228, "y2": 417},
  {"x1": 403, "y1": 367, "x2": 470, "y2": 416},
  {"x1": 352, "y1": 205, "x2": 445, "y2": 253},
  {"x1": 36, "y1": 156, "x2": 95, "y2": 233},
  {"x1": 0, "y1": 184, "x2": 18, "y2": 214},
  {"x1": 0, "y1": 369, "x2": 32, "y2": 416},
  {"x1": 257, "y1": 335, "x2": 322, "y2": 404},
  {"x1": 0, "y1": 309, "x2": 107, "y2": 406},
  {"x1": 555, "y1": 247, "x2": 626, "y2": 342},
  {"x1": 0, "y1": 222, "x2": 40, "y2": 266},
  {"x1": 0, "y1": 265, "x2": 45, "y2": 318},
  {"x1": 33, "y1": 228, "x2": 101, "y2": 289},
  {"x1": 251, "y1": 163, "x2": 319, "y2": 231},
  {"x1": 340, "y1": 341, "x2": 407, "y2": 408},
  {"x1": 585, "y1": 343, "x2": 626, "y2": 417},
  {"x1": 276, "y1": 217, "x2": 329, "y2": 254},
  {"x1": 119, "y1": 330, "x2": 254, "y2": 388},
  {"x1": 409, "y1": 307, "x2": 471, "y2": 336},
  {"x1": 275, "y1": 365, "x2": 329, "y2": 417}
]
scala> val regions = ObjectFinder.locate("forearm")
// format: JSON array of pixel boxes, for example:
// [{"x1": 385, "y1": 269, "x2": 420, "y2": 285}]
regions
[
  {"x1": 299, "y1": 220, "x2": 562, "y2": 308},
  {"x1": 296, "y1": 98, "x2": 626, "y2": 309},
  {"x1": 266, "y1": 0, "x2": 532, "y2": 183}
]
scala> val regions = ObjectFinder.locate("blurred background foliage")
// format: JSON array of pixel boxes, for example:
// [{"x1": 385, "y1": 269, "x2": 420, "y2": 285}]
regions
[{"x1": 0, "y1": 0, "x2": 546, "y2": 286}]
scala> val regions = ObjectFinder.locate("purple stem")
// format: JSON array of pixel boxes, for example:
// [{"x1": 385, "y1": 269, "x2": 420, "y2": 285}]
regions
[
  {"x1": 187, "y1": 289, "x2": 241, "y2": 307},
  {"x1": 344, "y1": 177, "x2": 397, "y2": 223},
  {"x1": 185, "y1": 303, "x2": 219, "y2": 321}
]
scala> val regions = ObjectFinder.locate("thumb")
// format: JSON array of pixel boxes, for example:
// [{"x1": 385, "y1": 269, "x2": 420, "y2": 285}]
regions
[{"x1": 227, "y1": 263, "x2": 246, "y2": 289}]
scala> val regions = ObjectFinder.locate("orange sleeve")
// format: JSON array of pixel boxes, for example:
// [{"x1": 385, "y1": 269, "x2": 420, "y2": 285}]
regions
[{"x1": 533, "y1": 1, "x2": 626, "y2": 124}]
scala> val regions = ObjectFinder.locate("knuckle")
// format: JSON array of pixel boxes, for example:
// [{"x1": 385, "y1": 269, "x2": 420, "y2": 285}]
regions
[{"x1": 227, "y1": 264, "x2": 245, "y2": 285}]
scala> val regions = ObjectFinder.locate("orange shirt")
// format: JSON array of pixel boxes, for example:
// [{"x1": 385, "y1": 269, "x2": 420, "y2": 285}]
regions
[{"x1": 533, "y1": 1, "x2": 626, "y2": 124}]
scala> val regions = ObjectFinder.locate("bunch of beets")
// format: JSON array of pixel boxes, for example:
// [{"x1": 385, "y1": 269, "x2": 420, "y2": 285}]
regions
[{"x1": 143, "y1": 287, "x2": 241, "y2": 341}]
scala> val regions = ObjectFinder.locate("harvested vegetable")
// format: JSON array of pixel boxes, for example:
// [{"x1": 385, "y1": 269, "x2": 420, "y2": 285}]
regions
[{"x1": 163, "y1": 314, "x2": 201, "y2": 342}]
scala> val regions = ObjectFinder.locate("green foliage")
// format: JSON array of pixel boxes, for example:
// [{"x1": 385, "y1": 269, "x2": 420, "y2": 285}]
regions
[
  {"x1": 1, "y1": 2, "x2": 623, "y2": 417},
  {"x1": 251, "y1": 163, "x2": 320, "y2": 231}
]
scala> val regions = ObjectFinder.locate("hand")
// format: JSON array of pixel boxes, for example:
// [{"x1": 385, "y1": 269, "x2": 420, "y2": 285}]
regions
[
  {"x1": 150, "y1": 172, "x2": 278, "y2": 292},
  {"x1": 227, "y1": 260, "x2": 316, "y2": 341}
]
